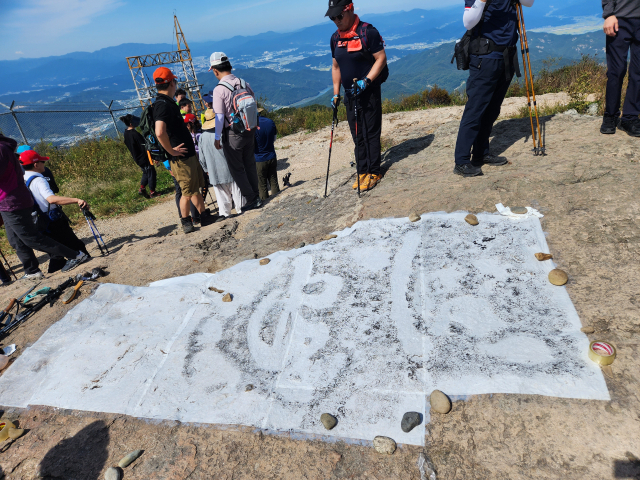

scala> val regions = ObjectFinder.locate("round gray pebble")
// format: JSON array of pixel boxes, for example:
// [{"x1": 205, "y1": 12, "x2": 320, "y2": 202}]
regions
[
  {"x1": 401, "y1": 412, "x2": 422, "y2": 433},
  {"x1": 511, "y1": 206, "x2": 528, "y2": 215},
  {"x1": 373, "y1": 436, "x2": 397, "y2": 454},
  {"x1": 105, "y1": 467, "x2": 121, "y2": 480},
  {"x1": 320, "y1": 413, "x2": 337, "y2": 430}
]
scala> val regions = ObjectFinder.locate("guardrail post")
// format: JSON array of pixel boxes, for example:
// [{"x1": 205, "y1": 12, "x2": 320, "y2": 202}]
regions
[
  {"x1": 9, "y1": 101, "x2": 28, "y2": 145},
  {"x1": 102, "y1": 100, "x2": 122, "y2": 139}
]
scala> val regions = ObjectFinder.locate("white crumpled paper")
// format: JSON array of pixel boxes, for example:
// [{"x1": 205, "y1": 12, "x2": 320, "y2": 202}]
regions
[{"x1": 495, "y1": 203, "x2": 544, "y2": 219}]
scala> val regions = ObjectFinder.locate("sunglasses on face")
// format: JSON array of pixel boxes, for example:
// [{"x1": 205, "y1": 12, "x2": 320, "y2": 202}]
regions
[{"x1": 330, "y1": 13, "x2": 345, "y2": 21}]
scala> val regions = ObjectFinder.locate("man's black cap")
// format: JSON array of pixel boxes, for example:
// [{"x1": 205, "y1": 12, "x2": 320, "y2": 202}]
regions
[{"x1": 326, "y1": 0, "x2": 352, "y2": 17}]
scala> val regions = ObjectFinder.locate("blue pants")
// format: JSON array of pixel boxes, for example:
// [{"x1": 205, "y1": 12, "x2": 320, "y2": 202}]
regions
[
  {"x1": 605, "y1": 17, "x2": 640, "y2": 121},
  {"x1": 455, "y1": 56, "x2": 514, "y2": 166}
]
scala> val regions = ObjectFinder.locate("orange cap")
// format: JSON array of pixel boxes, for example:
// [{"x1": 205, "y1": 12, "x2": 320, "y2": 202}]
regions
[{"x1": 153, "y1": 67, "x2": 177, "y2": 85}]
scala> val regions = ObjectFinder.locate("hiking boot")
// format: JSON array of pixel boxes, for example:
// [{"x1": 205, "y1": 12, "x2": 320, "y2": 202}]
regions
[
  {"x1": 181, "y1": 217, "x2": 195, "y2": 234},
  {"x1": 199, "y1": 210, "x2": 218, "y2": 227},
  {"x1": 477, "y1": 153, "x2": 508, "y2": 166},
  {"x1": 361, "y1": 174, "x2": 382, "y2": 192},
  {"x1": 149, "y1": 191, "x2": 160, "y2": 198},
  {"x1": 244, "y1": 198, "x2": 263, "y2": 212},
  {"x1": 453, "y1": 164, "x2": 483, "y2": 178},
  {"x1": 600, "y1": 115, "x2": 619, "y2": 135},
  {"x1": 21, "y1": 271, "x2": 44, "y2": 281},
  {"x1": 61, "y1": 252, "x2": 90, "y2": 273},
  {"x1": 138, "y1": 187, "x2": 149, "y2": 198},
  {"x1": 352, "y1": 174, "x2": 367, "y2": 190},
  {"x1": 619, "y1": 118, "x2": 640, "y2": 137}
]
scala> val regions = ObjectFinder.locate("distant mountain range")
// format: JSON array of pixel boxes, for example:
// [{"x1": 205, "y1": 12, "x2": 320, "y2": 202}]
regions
[{"x1": 0, "y1": 1, "x2": 605, "y2": 110}]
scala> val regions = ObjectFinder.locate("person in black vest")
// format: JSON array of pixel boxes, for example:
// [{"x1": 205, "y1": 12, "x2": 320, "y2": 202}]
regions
[
  {"x1": 454, "y1": 0, "x2": 534, "y2": 177},
  {"x1": 601, "y1": 0, "x2": 640, "y2": 136},
  {"x1": 327, "y1": 0, "x2": 388, "y2": 192},
  {"x1": 120, "y1": 114, "x2": 159, "y2": 198}
]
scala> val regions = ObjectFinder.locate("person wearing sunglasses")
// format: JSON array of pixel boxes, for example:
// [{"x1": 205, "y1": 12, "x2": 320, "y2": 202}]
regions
[{"x1": 327, "y1": 0, "x2": 388, "y2": 193}]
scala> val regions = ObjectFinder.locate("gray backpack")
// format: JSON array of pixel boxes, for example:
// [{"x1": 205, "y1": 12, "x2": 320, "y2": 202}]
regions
[{"x1": 218, "y1": 78, "x2": 258, "y2": 134}]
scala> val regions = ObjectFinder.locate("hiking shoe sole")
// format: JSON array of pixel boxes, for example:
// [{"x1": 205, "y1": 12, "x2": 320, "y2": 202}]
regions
[
  {"x1": 61, "y1": 253, "x2": 90, "y2": 273},
  {"x1": 453, "y1": 166, "x2": 483, "y2": 178},
  {"x1": 619, "y1": 123, "x2": 640, "y2": 137},
  {"x1": 600, "y1": 126, "x2": 617, "y2": 134}
]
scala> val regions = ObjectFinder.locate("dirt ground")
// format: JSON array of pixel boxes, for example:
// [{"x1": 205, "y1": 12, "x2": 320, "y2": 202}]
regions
[{"x1": 1, "y1": 93, "x2": 639, "y2": 479}]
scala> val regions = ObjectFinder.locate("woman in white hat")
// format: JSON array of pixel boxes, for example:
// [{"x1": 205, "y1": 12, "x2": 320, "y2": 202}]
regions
[{"x1": 198, "y1": 109, "x2": 246, "y2": 218}]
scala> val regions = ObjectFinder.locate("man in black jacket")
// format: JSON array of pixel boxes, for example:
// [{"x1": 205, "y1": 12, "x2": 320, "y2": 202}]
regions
[
  {"x1": 601, "y1": 0, "x2": 640, "y2": 136},
  {"x1": 454, "y1": 0, "x2": 534, "y2": 178},
  {"x1": 327, "y1": 0, "x2": 388, "y2": 192},
  {"x1": 120, "y1": 114, "x2": 159, "y2": 198}
]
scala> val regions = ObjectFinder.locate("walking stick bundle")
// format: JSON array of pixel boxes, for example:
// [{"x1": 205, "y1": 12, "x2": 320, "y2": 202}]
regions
[{"x1": 515, "y1": 1, "x2": 545, "y2": 156}]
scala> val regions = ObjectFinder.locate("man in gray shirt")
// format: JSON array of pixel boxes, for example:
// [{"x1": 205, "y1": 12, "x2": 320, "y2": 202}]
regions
[{"x1": 601, "y1": 0, "x2": 640, "y2": 136}]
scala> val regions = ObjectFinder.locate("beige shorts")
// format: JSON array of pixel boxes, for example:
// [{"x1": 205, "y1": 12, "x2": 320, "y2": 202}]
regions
[{"x1": 171, "y1": 155, "x2": 205, "y2": 197}]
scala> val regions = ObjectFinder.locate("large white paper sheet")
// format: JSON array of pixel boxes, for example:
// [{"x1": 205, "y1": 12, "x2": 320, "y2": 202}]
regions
[{"x1": 0, "y1": 213, "x2": 609, "y2": 446}]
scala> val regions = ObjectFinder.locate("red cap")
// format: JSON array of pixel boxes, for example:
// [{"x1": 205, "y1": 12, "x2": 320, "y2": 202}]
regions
[
  {"x1": 183, "y1": 113, "x2": 197, "y2": 124},
  {"x1": 19, "y1": 150, "x2": 49, "y2": 166},
  {"x1": 153, "y1": 67, "x2": 178, "y2": 85}
]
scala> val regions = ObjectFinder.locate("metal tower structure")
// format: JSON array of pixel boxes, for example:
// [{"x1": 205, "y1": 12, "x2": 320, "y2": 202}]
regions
[{"x1": 126, "y1": 15, "x2": 205, "y2": 114}]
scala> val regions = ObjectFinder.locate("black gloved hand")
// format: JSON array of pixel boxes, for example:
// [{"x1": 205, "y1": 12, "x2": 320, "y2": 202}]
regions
[{"x1": 330, "y1": 94, "x2": 341, "y2": 113}]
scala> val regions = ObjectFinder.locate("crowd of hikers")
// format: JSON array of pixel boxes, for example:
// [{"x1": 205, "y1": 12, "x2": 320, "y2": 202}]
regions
[{"x1": 0, "y1": 0, "x2": 638, "y2": 282}]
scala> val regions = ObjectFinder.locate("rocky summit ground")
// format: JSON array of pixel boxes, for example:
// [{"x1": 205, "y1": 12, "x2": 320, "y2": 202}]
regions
[{"x1": 0, "y1": 92, "x2": 639, "y2": 480}]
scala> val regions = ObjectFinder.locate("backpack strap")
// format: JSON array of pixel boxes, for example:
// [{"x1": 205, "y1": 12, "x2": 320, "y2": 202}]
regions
[
  {"x1": 25, "y1": 175, "x2": 47, "y2": 215},
  {"x1": 239, "y1": 79, "x2": 246, "y2": 89},
  {"x1": 358, "y1": 23, "x2": 370, "y2": 52},
  {"x1": 217, "y1": 81, "x2": 235, "y2": 92},
  {"x1": 331, "y1": 30, "x2": 340, "y2": 52}
]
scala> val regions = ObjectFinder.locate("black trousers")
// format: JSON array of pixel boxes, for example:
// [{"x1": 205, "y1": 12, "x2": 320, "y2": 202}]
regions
[
  {"x1": 46, "y1": 216, "x2": 89, "y2": 273},
  {"x1": 173, "y1": 177, "x2": 200, "y2": 221},
  {"x1": 222, "y1": 130, "x2": 259, "y2": 204},
  {"x1": 256, "y1": 158, "x2": 280, "y2": 201},
  {"x1": 605, "y1": 17, "x2": 640, "y2": 121},
  {"x1": 140, "y1": 164, "x2": 157, "y2": 191},
  {"x1": 1, "y1": 208, "x2": 78, "y2": 275},
  {"x1": 345, "y1": 85, "x2": 383, "y2": 176},
  {"x1": 455, "y1": 56, "x2": 514, "y2": 165}
]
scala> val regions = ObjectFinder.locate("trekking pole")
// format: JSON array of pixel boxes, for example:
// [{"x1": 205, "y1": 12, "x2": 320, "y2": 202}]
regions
[
  {"x1": 81, "y1": 208, "x2": 109, "y2": 256},
  {"x1": 353, "y1": 79, "x2": 361, "y2": 198},
  {"x1": 516, "y1": 1, "x2": 544, "y2": 155},
  {"x1": 0, "y1": 247, "x2": 17, "y2": 281},
  {"x1": 324, "y1": 104, "x2": 339, "y2": 198}
]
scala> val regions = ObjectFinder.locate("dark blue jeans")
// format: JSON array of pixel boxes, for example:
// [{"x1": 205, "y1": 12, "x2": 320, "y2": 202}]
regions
[
  {"x1": 455, "y1": 56, "x2": 514, "y2": 166},
  {"x1": 605, "y1": 17, "x2": 640, "y2": 121}
]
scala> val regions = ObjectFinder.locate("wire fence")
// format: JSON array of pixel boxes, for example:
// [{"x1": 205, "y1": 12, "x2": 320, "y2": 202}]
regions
[{"x1": 0, "y1": 100, "x2": 143, "y2": 148}]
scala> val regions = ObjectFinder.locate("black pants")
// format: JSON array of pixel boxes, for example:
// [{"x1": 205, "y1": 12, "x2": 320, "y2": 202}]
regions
[
  {"x1": 256, "y1": 158, "x2": 280, "y2": 201},
  {"x1": 46, "y1": 216, "x2": 89, "y2": 274},
  {"x1": 1, "y1": 208, "x2": 78, "y2": 275},
  {"x1": 605, "y1": 17, "x2": 640, "y2": 121},
  {"x1": 455, "y1": 56, "x2": 514, "y2": 165},
  {"x1": 345, "y1": 85, "x2": 383, "y2": 176},
  {"x1": 223, "y1": 130, "x2": 259, "y2": 203},
  {"x1": 140, "y1": 164, "x2": 157, "y2": 192},
  {"x1": 173, "y1": 177, "x2": 200, "y2": 221}
]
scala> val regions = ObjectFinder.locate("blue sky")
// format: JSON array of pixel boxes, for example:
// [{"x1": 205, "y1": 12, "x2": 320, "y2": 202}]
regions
[{"x1": 2, "y1": 0, "x2": 460, "y2": 61}]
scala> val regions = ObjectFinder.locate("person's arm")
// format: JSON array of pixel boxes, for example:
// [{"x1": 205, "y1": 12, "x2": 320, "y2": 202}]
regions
[
  {"x1": 46, "y1": 194, "x2": 88, "y2": 210},
  {"x1": 332, "y1": 58, "x2": 342, "y2": 96},
  {"x1": 463, "y1": 0, "x2": 487, "y2": 30},
  {"x1": 155, "y1": 120, "x2": 187, "y2": 157},
  {"x1": 366, "y1": 50, "x2": 387, "y2": 83},
  {"x1": 214, "y1": 114, "x2": 225, "y2": 149}
]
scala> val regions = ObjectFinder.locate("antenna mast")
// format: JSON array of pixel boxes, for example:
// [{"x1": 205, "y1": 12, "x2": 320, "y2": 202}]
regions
[{"x1": 126, "y1": 15, "x2": 205, "y2": 114}]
